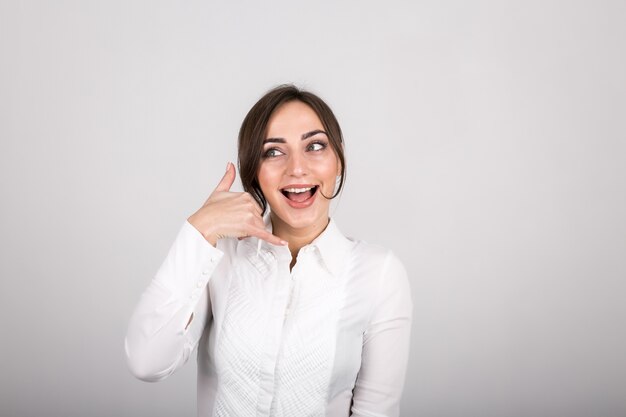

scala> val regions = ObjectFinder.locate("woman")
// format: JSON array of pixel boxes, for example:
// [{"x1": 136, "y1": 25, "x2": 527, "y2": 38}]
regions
[{"x1": 125, "y1": 85, "x2": 413, "y2": 416}]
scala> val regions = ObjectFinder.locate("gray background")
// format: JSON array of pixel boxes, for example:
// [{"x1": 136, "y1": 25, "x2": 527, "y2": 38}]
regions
[{"x1": 1, "y1": 1, "x2": 625, "y2": 416}]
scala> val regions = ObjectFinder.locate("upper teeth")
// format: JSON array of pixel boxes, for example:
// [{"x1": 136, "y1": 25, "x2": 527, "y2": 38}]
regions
[{"x1": 284, "y1": 186, "x2": 313, "y2": 193}]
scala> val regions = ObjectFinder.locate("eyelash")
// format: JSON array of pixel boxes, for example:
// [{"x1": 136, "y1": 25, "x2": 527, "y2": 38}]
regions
[
  {"x1": 263, "y1": 148, "x2": 283, "y2": 158},
  {"x1": 307, "y1": 141, "x2": 327, "y2": 152},
  {"x1": 262, "y1": 141, "x2": 328, "y2": 158}
]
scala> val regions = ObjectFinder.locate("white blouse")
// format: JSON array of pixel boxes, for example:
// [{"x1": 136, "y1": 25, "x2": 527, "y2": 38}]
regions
[{"x1": 125, "y1": 215, "x2": 413, "y2": 417}]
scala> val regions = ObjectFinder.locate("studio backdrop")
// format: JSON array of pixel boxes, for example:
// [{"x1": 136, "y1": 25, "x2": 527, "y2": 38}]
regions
[{"x1": 1, "y1": 1, "x2": 625, "y2": 416}]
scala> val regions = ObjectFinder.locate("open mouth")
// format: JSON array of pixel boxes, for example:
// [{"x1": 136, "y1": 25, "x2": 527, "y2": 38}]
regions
[{"x1": 281, "y1": 185, "x2": 318, "y2": 203}]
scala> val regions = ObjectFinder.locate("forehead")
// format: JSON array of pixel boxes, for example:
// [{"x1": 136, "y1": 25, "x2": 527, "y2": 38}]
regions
[{"x1": 265, "y1": 101, "x2": 324, "y2": 138}]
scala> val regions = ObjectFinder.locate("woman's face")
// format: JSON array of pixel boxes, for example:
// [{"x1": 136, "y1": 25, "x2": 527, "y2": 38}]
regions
[{"x1": 258, "y1": 100, "x2": 341, "y2": 232}]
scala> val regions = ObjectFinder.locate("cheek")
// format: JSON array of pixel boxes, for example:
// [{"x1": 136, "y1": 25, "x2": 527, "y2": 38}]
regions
[
  {"x1": 257, "y1": 165, "x2": 278, "y2": 192},
  {"x1": 309, "y1": 164, "x2": 335, "y2": 196},
  {"x1": 317, "y1": 156, "x2": 339, "y2": 179}
]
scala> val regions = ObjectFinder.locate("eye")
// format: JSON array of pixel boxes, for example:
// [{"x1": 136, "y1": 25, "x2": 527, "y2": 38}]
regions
[
  {"x1": 307, "y1": 141, "x2": 327, "y2": 152},
  {"x1": 263, "y1": 147, "x2": 285, "y2": 158}
]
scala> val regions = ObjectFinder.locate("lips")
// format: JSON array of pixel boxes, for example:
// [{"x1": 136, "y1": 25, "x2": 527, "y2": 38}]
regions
[{"x1": 280, "y1": 184, "x2": 318, "y2": 208}]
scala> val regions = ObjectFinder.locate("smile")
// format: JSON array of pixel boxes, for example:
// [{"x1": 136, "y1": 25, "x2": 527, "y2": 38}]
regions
[{"x1": 280, "y1": 185, "x2": 318, "y2": 208}]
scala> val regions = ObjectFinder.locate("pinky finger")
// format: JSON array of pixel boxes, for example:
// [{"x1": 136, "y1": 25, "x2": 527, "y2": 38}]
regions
[{"x1": 247, "y1": 227, "x2": 288, "y2": 247}]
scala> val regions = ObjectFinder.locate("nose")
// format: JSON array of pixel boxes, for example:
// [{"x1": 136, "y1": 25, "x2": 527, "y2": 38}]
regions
[{"x1": 286, "y1": 151, "x2": 307, "y2": 177}]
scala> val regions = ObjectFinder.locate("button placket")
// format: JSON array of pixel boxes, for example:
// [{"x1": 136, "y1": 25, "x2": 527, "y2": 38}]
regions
[{"x1": 285, "y1": 269, "x2": 300, "y2": 318}]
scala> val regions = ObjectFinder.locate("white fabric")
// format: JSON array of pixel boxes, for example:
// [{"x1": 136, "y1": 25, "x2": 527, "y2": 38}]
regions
[{"x1": 125, "y1": 215, "x2": 413, "y2": 417}]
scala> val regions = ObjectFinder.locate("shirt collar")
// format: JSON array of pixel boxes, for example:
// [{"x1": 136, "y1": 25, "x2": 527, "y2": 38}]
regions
[
  {"x1": 310, "y1": 217, "x2": 354, "y2": 277},
  {"x1": 263, "y1": 212, "x2": 354, "y2": 277}
]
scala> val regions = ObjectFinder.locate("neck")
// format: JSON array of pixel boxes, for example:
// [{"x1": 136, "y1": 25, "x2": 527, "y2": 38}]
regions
[{"x1": 270, "y1": 214, "x2": 330, "y2": 268}]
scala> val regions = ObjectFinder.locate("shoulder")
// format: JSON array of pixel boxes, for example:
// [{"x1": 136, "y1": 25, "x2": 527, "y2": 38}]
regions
[
  {"x1": 350, "y1": 239, "x2": 406, "y2": 273},
  {"x1": 347, "y1": 239, "x2": 409, "y2": 290},
  {"x1": 347, "y1": 240, "x2": 413, "y2": 323}
]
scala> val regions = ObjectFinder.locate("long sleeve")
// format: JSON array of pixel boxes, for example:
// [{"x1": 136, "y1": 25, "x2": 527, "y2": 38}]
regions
[
  {"x1": 124, "y1": 220, "x2": 225, "y2": 382},
  {"x1": 351, "y1": 251, "x2": 413, "y2": 417}
]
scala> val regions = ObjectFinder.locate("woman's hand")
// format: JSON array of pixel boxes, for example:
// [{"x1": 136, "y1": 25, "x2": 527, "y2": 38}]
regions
[{"x1": 187, "y1": 162, "x2": 287, "y2": 247}]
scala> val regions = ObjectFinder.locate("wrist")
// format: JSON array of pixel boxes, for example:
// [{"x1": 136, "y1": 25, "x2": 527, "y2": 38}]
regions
[{"x1": 187, "y1": 214, "x2": 218, "y2": 246}]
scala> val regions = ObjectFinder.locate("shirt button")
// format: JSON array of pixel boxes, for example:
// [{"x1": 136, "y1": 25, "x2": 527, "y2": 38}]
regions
[
  {"x1": 202, "y1": 269, "x2": 209, "y2": 275},
  {"x1": 196, "y1": 282, "x2": 203, "y2": 288}
]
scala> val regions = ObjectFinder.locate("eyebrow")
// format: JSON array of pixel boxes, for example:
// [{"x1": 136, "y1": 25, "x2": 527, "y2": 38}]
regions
[{"x1": 263, "y1": 129, "x2": 328, "y2": 144}]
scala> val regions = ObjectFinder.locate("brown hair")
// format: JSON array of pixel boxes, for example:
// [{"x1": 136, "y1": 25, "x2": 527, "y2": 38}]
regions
[{"x1": 238, "y1": 84, "x2": 346, "y2": 214}]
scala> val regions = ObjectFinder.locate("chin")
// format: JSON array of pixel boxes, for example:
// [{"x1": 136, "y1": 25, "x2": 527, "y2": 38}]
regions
[{"x1": 273, "y1": 208, "x2": 322, "y2": 230}]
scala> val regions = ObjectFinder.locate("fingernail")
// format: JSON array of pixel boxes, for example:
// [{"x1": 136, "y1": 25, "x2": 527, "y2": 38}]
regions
[
  {"x1": 225, "y1": 162, "x2": 230, "y2": 172},
  {"x1": 281, "y1": 240, "x2": 288, "y2": 246}
]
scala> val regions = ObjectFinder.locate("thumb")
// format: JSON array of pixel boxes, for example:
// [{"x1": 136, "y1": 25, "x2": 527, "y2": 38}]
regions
[{"x1": 213, "y1": 162, "x2": 236, "y2": 193}]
